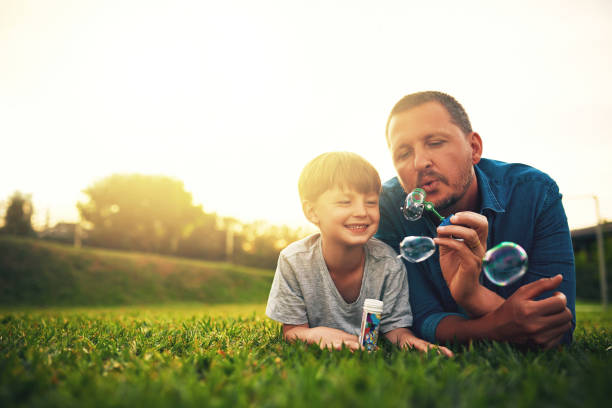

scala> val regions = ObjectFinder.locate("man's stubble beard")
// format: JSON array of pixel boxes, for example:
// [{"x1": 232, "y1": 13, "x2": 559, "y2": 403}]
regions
[{"x1": 435, "y1": 162, "x2": 475, "y2": 214}]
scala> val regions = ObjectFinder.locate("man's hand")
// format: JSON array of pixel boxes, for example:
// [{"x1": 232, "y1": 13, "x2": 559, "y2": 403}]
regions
[
  {"x1": 434, "y1": 212, "x2": 502, "y2": 316},
  {"x1": 384, "y1": 327, "x2": 454, "y2": 357},
  {"x1": 489, "y1": 274, "x2": 573, "y2": 348},
  {"x1": 283, "y1": 324, "x2": 361, "y2": 351}
]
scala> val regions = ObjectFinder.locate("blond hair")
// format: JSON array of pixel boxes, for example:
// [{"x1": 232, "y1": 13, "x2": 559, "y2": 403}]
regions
[{"x1": 298, "y1": 152, "x2": 381, "y2": 203}]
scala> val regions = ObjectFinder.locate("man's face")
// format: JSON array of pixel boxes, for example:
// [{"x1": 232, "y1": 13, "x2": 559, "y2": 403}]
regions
[{"x1": 387, "y1": 102, "x2": 482, "y2": 214}]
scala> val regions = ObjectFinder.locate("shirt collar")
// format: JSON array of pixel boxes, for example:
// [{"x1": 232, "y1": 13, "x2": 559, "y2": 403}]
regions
[{"x1": 475, "y1": 163, "x2": 505, "y2": 214}]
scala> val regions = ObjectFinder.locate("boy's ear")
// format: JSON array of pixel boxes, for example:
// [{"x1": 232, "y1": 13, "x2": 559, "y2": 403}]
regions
[{"x1": 302, "y1": 200, "x2": 319, "y2": 226}]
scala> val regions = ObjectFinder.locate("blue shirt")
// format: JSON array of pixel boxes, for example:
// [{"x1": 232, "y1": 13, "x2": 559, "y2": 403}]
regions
[{"x1": 375, "y1": 158, "x2": 576, "y2": 344}]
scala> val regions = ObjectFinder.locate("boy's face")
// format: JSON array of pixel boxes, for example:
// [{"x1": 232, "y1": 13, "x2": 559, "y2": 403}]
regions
[{"x1": 304, "y1": 187, "x2": 380, "y2": 248}]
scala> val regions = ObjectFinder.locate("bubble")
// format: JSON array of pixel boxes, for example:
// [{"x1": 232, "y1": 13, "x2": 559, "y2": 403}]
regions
[
  {"x1": 482, "y1": 242, "x2": 528, "y2": 286},
  {"x1": 402, "y1": 188, "x2": 426, "y2": 221},
  {"x1": 399, "y1": 236, "x2": 436, "y2": 263}
]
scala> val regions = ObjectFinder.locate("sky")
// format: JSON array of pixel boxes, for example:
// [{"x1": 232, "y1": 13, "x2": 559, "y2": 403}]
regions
[{"x1": 1, "y1": 0, "x2": 611, "y2": 231}]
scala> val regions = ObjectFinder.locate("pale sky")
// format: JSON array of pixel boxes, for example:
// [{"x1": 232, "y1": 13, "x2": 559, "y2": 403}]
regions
[{"x1": 1, "y1": 0, "x2": 611, "y2": 231}]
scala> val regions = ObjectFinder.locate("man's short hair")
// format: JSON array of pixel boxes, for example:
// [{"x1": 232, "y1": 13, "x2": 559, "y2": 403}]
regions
[
  {"x1": 298, "y1": 151, "x2": 381, "y2": 203},
  {"x1": 385, "y1": 91, "x2": 473, "y2": 142}
]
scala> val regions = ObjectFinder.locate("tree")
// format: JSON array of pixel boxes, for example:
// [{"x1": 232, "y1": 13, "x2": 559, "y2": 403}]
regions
[
  {"x1": 1, "y1": 191, "x2": 35, "y2": 236},
  {"x1": 77, "y1": 174, "x2": 203, "y2": 254}
]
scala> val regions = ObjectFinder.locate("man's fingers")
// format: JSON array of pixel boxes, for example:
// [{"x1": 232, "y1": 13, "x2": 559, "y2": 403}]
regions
[
  {"x1": 515, "y1": 275, "x2": 563, "y2": 300},
  {"x1": 434, "y1": 237, "x2": 484, "y2": 269},
  {"x1": 435, "y1": 236, "x2": 475, "y2": 253},
  {"x1": 530, "y1": 291, "x2": 567, "y2": 316},
  {"x1": 436, "y1": 226, "x2": 486, "y2": 258},
  {"x1": 443, "y1": 212, "x2": 488, "y2": 240},
  {"x1": 532, "y1": 307, "x2": 573, "y2": 331},
  {"x1": 532, "y1": 319, "x2": 573, "y2": 348},
  {"x1": 542, "y1": 333, "x2": 566, "y2": 350}
]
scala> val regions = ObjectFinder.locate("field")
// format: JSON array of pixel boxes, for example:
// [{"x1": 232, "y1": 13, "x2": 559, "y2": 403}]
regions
[
  {"x1": 1, "y1": 237, "x2": 611, "y2": 407},
  {"x1": 0, "y1": 237, "x2": 274, "y2": 307},
  {"x1": 1, "y1": 303, "x2": 611, "y2": 408}
]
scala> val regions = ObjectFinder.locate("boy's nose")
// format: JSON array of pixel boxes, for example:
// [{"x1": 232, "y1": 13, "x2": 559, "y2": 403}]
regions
[{"x1": 353, "y1": 201, "x2": 367, "y2": 216}]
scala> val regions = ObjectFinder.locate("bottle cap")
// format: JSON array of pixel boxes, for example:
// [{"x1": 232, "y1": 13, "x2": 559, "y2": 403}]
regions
[{"x1": 363, "y1": 298, "x2": 383, "y2": 313}]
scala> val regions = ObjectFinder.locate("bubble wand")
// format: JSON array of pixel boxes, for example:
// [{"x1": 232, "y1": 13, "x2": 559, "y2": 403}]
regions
[
  {"x1": 398, "y1": 188, "x2": 528, "y2": 286},
  {"x1": 401, "y1": 188, "x2": 451, "y2": 225}
]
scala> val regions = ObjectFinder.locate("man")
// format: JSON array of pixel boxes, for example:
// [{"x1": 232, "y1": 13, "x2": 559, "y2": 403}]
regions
[{"x1": 375, "y1": 91, "x2": 575, "y2": 348}]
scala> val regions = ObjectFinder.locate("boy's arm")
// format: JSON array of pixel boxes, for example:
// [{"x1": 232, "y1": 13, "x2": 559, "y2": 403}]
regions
[
  {"x1": 283, "y1": 323, "x2": 361, "y2": 351},
  {"x1": 384, "y1": 328, "x2": 453, "y2": 357}
]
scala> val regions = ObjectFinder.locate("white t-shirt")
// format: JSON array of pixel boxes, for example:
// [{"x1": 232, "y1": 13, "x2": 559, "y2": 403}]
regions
[{"x1": 265, "y1": 233, "x2": 413, "y2": 335}]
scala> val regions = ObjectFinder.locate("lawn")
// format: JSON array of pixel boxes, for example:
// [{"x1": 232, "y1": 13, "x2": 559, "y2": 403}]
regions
[{"x1": 1, "y1": 302, "x2": 610, "y2": 408}]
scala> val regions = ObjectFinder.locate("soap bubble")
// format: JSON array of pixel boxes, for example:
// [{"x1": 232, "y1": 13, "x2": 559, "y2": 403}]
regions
[
  {"x1": 399, "y1": 236, "x2": 436, "y2": 263},
  {"x1": 482, "y1": 242, "x2": 528, "y2": 286},
  {"x1": 402, "y1": 188, "x2": 426, "y2": 221}
]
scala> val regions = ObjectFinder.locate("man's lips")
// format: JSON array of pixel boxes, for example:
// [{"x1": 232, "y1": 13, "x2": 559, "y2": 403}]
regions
[{"x1": 420, "y1": 180, "x2": 440, "y2": 193}]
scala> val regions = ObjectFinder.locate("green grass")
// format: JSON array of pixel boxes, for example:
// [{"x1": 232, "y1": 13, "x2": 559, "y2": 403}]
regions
[
  {"x1": 2, "y1": 236, "x2": 610, "y2": 406},
  {"x1": 1, "y1": 303, "x2": 610, "y2": 408},
  {"x1": 0, "y1": 236, "x2": 274, "y2": 307}
]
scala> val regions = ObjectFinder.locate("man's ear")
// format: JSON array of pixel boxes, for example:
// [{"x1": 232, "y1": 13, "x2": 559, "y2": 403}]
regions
[
  {"x1": 302, "y1": 200, "x2": 319, "y2": 225},
  {"x1": 468, "y1": 132, "x2": 483, "y2": 164}
]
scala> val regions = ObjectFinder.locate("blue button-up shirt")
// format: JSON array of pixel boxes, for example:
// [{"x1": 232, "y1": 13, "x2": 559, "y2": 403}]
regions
[{"x1": 375, "y1": 158, "x2": 576, "y2": 344}]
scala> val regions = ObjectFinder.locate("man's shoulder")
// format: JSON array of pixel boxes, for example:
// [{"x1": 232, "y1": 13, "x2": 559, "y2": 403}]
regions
[
  {"x1": 381, "y1": 176, "x2": 403, "y2": 194},
  {"x1": 478, "y1": 158, "x2": 556, "y2": 187},
  {"x1": 477, "y1": 158, "x2": 562, "y2": 217}
]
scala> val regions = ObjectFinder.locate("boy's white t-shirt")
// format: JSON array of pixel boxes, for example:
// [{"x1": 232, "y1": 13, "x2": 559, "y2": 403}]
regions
[{"x1": 265, "y1": 233, "x2": 413, "y2": 335}]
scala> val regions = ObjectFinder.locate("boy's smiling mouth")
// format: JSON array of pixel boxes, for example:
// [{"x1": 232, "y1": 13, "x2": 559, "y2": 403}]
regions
[{"x1": 345, "y1": 224, "x2": 369, "y2": 233}]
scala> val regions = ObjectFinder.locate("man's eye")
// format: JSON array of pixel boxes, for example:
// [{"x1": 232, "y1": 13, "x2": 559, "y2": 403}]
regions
[
  {"x1": 337, "y1": 201, "x2": 350, "y2": 204},
  {"x1": 367, "y1": 201, "x2": 379, "y2": 206},
  {"x1": 396, "y1": 151, "x2": 411, "y2": 160},
  {"x1": 429, "y1": 140, "x2": 444, "y2": 147}
]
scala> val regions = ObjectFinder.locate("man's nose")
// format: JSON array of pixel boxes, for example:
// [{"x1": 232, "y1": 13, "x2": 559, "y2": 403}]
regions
[{"x1": 413, "y1": 148, "x2": 432, "y2": 171}]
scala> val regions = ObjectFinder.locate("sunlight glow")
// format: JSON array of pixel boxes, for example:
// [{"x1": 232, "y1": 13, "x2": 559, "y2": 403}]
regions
[{"x1": 1, "y1": 0, "x2": 611, "y2": 230}]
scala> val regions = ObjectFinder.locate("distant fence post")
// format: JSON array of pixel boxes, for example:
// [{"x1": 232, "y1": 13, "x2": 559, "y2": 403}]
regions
[
  {"x1": 74, "y1": 222, "x2": 82, "y2": 249},
  {"x1": 225, "y1": 222, "x2": 234, "y2": 263},
  {"x1": 594, "y1": 195, "x2": 608, "y2": 309}
]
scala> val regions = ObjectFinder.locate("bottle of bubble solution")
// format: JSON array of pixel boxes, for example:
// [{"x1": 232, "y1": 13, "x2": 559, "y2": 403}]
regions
[{"x1": 359, "y1": 299, "x2": 384, "y2": 351}]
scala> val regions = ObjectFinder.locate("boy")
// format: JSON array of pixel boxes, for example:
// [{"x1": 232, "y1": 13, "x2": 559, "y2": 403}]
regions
[{"x1": 266, "y1": 152, "x2": 452, "y2": 356}]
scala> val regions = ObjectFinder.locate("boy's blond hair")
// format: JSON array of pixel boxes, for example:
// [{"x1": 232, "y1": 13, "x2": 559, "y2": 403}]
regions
[{"x1": 298, "y1": 152, "x2": 381, "y2": 203}]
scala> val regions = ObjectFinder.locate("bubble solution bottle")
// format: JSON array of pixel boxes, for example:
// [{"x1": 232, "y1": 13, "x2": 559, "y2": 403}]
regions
[{"x1": 359, "y1": 299, "x2": 383, "y2": 351}]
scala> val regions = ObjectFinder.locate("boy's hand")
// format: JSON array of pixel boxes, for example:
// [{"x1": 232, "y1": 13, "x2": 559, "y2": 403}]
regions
[
  {"x1": 283, "y1": 324, "x2": 361, "y2": 351},
  {"x1": 384, "y1": 327, "x2": 454, "y2": 357}
]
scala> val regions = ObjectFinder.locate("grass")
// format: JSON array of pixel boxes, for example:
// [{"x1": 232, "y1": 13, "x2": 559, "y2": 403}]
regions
[
  {"x1": 1, "y1": 236, "x2": 610, "y2": 406},
  {"x1": 0, "y1": 236, "x2": 274, "y2": 307},
  {"x1": 1, "y1": 303, "x2": 610, "y2": 408}
]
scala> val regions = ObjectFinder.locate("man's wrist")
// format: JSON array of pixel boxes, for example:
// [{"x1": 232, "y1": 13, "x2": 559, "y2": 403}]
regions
[{"x1": 458, "y1": 284, "x2": 504, "y2": 318}]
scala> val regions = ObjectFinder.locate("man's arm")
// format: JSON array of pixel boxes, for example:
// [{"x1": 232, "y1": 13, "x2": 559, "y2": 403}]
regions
[
  {"x1": 434, "y1": 212, "x2": 505, "y2": 317},
  {"x1": 283, "y1": 323, "x2": 361, "y2": 350},
  {"x1": 518, "y1": 185, "x2": 576, "y2": 344},
  {"x1": 435, "y1": 275, "x2": 573, "y2": 348},
  {"x1": 433, "y1": 183, "x2": 575, "y2": 347}
]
